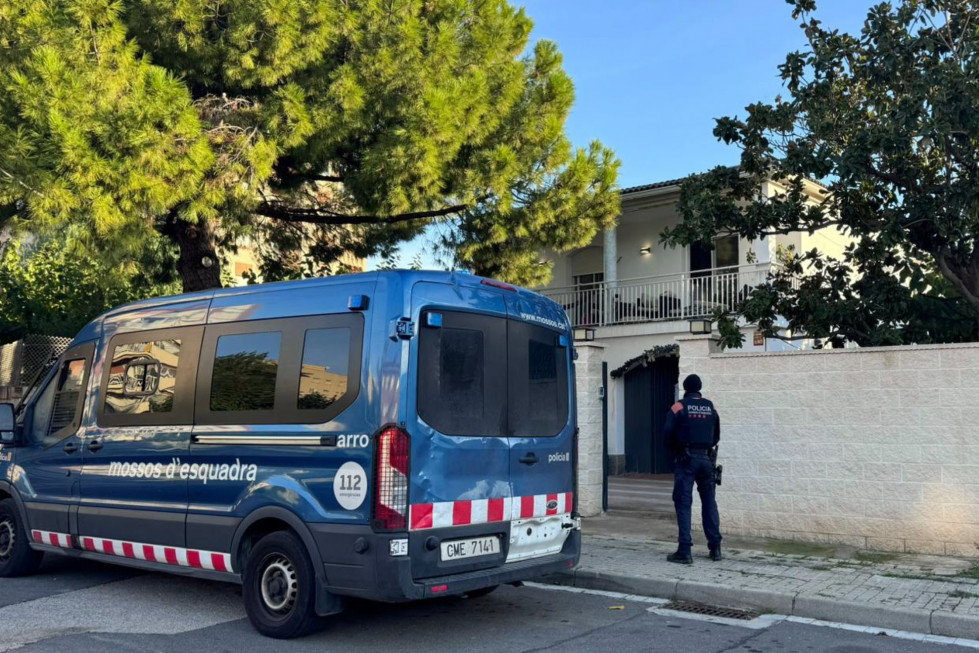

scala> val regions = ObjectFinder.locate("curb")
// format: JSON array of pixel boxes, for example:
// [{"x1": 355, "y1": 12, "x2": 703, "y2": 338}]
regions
[{"x1": 541, "y1": 567, "x2": 979, "y2": 639}]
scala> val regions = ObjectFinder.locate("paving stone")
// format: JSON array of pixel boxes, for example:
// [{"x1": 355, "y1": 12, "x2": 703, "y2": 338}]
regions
[{"x1": 548, "y1": 530, "x2": 979, "y2": 637}]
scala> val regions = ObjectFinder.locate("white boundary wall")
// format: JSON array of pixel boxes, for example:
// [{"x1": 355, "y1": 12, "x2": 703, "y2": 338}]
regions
[{"x1": 678, "y1": 335, "x2": 979, "y2": 556}]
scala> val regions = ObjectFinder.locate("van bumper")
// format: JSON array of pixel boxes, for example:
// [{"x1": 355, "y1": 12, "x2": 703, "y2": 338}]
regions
[{"x1": 310, "y1": 524, "x2": 580, "y2": 603}]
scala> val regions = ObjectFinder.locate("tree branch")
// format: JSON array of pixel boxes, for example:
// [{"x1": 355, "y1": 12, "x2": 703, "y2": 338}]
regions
[
  {"x1": 757, "y1": 219, "x2": 836, "y2": 237},
  {"x1": 936, "y1": 251, "x2": 979, "y2": 314},
  {"x1": 864, "y1": 161, "x2": 909, "y2": 188},
  {"x1": 304, "y1": 173, "x2": 344, "y2": 183},
  {"x1": 254, "y1": 201, "x2": 469, "y2": 225}
]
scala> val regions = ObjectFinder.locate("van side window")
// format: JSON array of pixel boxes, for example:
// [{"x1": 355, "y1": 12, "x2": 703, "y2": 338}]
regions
[
  {"x1": 98, "y1": 327, "x2": 202, "y2": 427},
  {"x1": 29, "y1": 373, "x2": 57, "y2": 443},
  {"x1": 30, "y1": 358, "x2": 86, "y2": 445},
  {"x1": 104, "y1": 339, "x2": 181, "y2": 415},
  {"x1": 195, "y1": 314, "x2": 363, "y2": 425},
  {"x1": 210, "y1": 332, "x2": 281, "y2": 411},
  {"x1": 31, "y1": 341, "x2": 96, "y2": 445},
  {"x1": 298, "y1": 328, "x2": 350, "y2": 409},
  {"x1": 50, "y1": 359, "x2": 88, "y2": 432}
]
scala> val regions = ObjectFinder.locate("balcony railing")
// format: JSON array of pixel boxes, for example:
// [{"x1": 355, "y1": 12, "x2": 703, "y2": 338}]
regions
[{"x1": 540, "y1": 263, "x2": 773, "y2": 328}]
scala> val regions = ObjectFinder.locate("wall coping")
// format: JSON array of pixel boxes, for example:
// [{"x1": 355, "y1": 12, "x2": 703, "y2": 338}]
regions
[
  {"x1": 574, "y1": 342, "x2": 607, "y2": 350},
  {"x1": 675, "y1": 334, "x2": 715, "y2": 342},
  {"x1": 710, "y1": 340, "x2": 979, "y2": 360}
]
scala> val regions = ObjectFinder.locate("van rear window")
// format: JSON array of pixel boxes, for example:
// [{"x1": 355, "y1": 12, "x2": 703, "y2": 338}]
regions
[
  {"x1": 436, "y1": 328, "x2": 485, "y2": 421},
  {"x1": 417, "y1": 312, "x2": 506, "y2": 437},
  {"x1": 507, "y1": 321, "x2": 570, "y2": 437},
  {"x1": 417, "y1": 311, "x2": 570, "y2": 438}
]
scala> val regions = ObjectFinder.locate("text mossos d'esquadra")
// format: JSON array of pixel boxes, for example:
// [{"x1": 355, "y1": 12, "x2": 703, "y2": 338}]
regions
[{"x1": 108, "y1": 458, "x2": 258, "y2": 484}]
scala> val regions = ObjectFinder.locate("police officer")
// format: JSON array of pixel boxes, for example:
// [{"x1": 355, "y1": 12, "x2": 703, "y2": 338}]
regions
[{"x1": 663, "y1": 374, "x2": 721, "y2": 564}]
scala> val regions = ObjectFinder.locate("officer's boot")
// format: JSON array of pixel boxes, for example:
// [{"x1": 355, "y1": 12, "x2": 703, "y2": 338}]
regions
[
  {"x1": 709, "y1": 544, "x2": 722, "y2": 562},
  {"x1": 667, "y1": 550, "x2": 693, "y2": 565}
]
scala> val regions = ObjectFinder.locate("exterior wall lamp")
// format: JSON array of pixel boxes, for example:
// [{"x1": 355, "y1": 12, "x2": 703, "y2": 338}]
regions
[
  {"x1": 573, "y1": 328, "x2": 596, "y2": 341},
  {"x1": 688, "y1": 319, "x2": 712, "y2": 335},
  {"x1": 639, "y1": 246, "x2": 652, "y2": 255}
]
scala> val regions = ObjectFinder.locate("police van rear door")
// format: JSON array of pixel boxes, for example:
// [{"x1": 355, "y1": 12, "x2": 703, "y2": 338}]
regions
[
  {"x1": 408, "y1": 281, "x2": 511, "y2": 577},
  {"x1": 504, "y1": 296, "x2": 575, "y2": 562}
]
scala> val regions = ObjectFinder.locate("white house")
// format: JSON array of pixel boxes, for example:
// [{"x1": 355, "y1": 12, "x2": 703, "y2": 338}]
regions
[{"x1": 537, "y1": 175, "x2": 847, "y2": 476}]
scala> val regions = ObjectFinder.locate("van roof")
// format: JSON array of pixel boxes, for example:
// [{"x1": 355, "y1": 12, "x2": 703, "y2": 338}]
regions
[{"x1": 78, "y1": 270, "x2": 565, "y2": 339}]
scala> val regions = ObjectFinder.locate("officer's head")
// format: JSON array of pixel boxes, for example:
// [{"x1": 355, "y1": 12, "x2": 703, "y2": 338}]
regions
[{"x1": 682, "y1": 374, "x2": 703, "y2": 394}]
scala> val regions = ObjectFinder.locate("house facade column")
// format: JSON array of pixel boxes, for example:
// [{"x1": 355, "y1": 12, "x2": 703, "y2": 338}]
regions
[
  {"x1": 603, "y1": 227, "x2": 617, "y2": 325},
  {"x1": 574, "y1": 342, "x2": 605, "y2": 517}
]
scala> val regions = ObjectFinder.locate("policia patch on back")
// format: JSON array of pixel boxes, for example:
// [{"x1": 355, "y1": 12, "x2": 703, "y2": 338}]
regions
[{"x1": 686, "y1": 403, "x2": 714, "y2": 420}]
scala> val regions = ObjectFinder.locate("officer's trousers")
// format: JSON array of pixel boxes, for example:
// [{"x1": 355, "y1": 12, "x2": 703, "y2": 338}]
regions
[{"x1": 672, "y1": 452, "x2": 722, "y2": 555}]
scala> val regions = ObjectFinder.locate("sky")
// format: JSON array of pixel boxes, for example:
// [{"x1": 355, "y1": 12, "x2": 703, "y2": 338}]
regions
[{"x1": 368, "y1": 0, "x2": 874, "y2": 270}]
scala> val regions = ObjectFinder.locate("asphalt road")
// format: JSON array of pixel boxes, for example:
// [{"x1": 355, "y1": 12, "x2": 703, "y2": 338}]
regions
[{"x1": 1, "y1": 556, "x2": 977, "y2": 652}]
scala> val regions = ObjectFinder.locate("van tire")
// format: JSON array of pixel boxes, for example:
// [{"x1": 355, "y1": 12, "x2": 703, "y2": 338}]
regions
[
  {"x1": 465, "y1": 585, "x2": 499, "y2": 599},
  {"x1": 242, "y1": 530, "x2": 322, "y2": 639},
  {"x1": 0, "y1": 499, "x2": 43, "y2": 578}
]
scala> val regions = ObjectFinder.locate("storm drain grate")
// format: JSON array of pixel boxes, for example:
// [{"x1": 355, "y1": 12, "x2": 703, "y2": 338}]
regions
[{"x1": 661, "y1": 600, "x2": 759, "y2": 621}]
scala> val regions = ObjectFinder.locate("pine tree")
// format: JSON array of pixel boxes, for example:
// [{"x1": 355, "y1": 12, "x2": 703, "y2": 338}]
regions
[{"x1": 0, "y1": 0, "x2": 620, "y2": 292}]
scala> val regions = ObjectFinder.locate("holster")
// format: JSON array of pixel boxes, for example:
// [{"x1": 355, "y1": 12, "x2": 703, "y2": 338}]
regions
[{"x1": 709, "y1": 447, "x2": 722, "y2": 486}]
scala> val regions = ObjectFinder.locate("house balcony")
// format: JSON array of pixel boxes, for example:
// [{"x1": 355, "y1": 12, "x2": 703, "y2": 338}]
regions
[{"x1": 539, "y1": 263, "x2": 773, "y2": 329}]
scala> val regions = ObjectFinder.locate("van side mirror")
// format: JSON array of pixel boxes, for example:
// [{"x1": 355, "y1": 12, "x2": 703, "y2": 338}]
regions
[{"x1": 0, "y1": 403, "x2": 14, "y2": 443}]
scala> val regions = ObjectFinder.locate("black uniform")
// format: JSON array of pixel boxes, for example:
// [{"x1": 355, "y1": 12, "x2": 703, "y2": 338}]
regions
[{"x1": 663, "y1": 389, "x2": 721, "y2": 558}]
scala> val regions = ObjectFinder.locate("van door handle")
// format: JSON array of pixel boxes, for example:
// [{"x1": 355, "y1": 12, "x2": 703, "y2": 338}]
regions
[
  {"x1": 63, "y1": 442, "x2": 78, "y2": 454},
  {"x1": 87, "y1": 439, "x2": 103, "y2": 452},
  {"x1": 519, "y1": 453, "x2": 538, "y2": 465}
]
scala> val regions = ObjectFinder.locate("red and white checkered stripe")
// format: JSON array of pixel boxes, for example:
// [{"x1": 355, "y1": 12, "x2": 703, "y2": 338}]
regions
[
  {"x1": 31, "y1": 530, "x2": 72, "y2": 549},
  {"x1": 410, "y1": 492, "x2": 573, "y2": 531},
  {"x1": 79, "y1": 536, "x2": 233, "y2": 573}
]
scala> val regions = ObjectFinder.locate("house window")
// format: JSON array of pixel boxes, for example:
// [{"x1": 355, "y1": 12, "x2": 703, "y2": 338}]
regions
[
  {"x1": 573, "y1": 272, "x2": 604, "y2": 289},
  {"x1": 690, "y1": 235, "x2": 739, "y2": 275},
  {"x1": 715, "y1": 234, "x2": 739, "y2": 270}
]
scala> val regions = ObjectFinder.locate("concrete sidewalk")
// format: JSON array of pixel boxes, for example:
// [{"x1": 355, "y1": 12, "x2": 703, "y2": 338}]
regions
[{"x1": 544, "y1": 511, "x2": 979, "y2": 639}]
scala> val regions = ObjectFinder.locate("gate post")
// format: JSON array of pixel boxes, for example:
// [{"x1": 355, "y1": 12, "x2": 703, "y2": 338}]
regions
[
  {"x1": 676, "y1": 334, "x2": 721, "y2": 379},
  {"x1": 574, "y1": 342, "x2": 606, "y2": 517}
]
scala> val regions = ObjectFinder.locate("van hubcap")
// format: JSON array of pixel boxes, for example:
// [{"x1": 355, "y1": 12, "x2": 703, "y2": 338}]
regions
[
  {"x1": 0, "y1": 518, "x2": 14, "y2": 561},
  {"x1": 260, "y1": 556, "x2": 297, "y2": 614}
]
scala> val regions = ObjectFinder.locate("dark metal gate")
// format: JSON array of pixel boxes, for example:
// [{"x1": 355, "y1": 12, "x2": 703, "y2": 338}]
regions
[{"x1": 623, "y1": 355, "x2": 679, "y2": 474}]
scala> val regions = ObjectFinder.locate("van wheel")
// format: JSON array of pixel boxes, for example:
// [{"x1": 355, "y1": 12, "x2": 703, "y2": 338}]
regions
[
  {"x1": 0, "y1": 499, "x2": 43, "y2": 578},
  {"x1": 242, "y1": 530, "x2": 322, "y2": 639},
  {"x1": 465, "y1": 585, "x2": 499, "y2": 599}
]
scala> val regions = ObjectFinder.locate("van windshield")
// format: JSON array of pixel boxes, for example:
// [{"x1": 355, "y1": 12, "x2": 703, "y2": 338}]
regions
[{"x1": 417, "y1": 311, "x2": 570, "y2": 438}]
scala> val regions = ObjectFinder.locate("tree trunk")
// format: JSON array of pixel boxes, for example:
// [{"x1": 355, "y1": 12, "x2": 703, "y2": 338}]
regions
[{"x1": 169, "y1": 218, "x2": 223, "y2": 293}]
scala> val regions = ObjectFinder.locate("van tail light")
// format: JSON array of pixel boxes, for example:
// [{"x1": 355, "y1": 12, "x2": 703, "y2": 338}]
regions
[
  {"x1": 480, "y1": 278, "x2": 517, "y2": 292},
  {"x1": 373, "y1": 427, "x2": 410, "y2": 531}
]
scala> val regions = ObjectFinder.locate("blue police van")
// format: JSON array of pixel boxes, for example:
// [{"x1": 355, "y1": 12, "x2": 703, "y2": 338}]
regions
[{"x1": 0, "y1": 270, "x2": 580, "y2": 638}]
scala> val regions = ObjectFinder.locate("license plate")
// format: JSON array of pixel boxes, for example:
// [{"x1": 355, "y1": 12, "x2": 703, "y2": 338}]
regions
[{"x1": 440, "y1": 536, "x2": 500, "y2": 561}]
